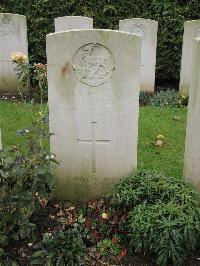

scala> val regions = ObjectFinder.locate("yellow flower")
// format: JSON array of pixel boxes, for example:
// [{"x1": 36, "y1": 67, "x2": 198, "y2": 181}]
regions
[
  {"x1": 101, "y1": 212, "x2": 108, "y2": 219},
  {"x1": 156, "y1": 135, "x2": 165, "y2": 140},
  {"x1": 180, "y1": 94, "x2": 187, "y2": 99},
  {"x1": 11, "y1": 51, "x2": 28, "y2": 64}
]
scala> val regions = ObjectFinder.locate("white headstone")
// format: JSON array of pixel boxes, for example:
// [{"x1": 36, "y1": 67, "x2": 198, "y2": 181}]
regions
[
  {"x1": 184, "y1": 37, "x2": 200, "y2": 191},
  {"x1": 0, "y1": 128, "x2": 2, "y2": 150},
  {"x1": 179, "y1": 20, "x2": 200, "y2": 96},
  {"x1": 54, "y1": 16, "x2": 93, "y2": 32},
  {"x1": 0, "y1": 13, "x2": 29, "y2": 95},
  {"x1": 119, "y1": 18, "x2": 158, "y2": 92},
  {"x1": 47, "y1": 29, "x2": 141, "y2": 201}
]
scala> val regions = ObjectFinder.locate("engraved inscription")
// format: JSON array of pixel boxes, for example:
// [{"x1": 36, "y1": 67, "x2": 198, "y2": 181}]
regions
[
  {"x1": 73, "y1": 43, "x2": 115, "y2": 86},
  {"x1": 130, "y1": 23, "x2": 145, "y2": 38},
  {"x1": 0, "y1": 15, "x2": 15, "y2": 36},
  {"x1": 195, "y1": 28, "x2": 200, "y2": 38},
  {"x1": 77, "y1": 122, "x2": 110, "y2": 172}
]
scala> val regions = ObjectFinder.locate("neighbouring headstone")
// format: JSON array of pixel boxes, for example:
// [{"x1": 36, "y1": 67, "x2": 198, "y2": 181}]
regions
[
  {"x1": 54, "y1": 16, "x2": 93, "y2": 32},
  {"x1": 119, "y1": 18, "x2": 158, "y2": 92},
  {"x1": 179, "y1": 20, "x2": 200, "y2": 96},
  {"x1": 47, "y1": 29, "x2": 141, "y2": 201},
  {"x1": 0, "y1": 128, "x2": 2, "y2": 150},
  {"x1": 0, "y1": 13, "x2": 28, "y2": 95},
  {"x1": 184, "y1": 37, "x2": 200, "y2": 191}
]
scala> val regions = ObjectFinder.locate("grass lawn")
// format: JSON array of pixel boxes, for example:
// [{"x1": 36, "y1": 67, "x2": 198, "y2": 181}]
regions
[{"x1": 0, "y1": 100, "x2": 187, "y2": 179}]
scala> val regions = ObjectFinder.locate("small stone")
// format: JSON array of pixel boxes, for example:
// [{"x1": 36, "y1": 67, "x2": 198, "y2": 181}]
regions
[
  {"x1": 173, "y1": 115, "x2": 181, "y2": 121},
  {"x1": 155, "y1": 140, "x2": 164, "y2": 147}
]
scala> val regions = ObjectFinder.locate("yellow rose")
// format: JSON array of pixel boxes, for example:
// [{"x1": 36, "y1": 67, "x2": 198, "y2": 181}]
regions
[
  {"x1": 11, "y1": 51, "x2": 28, "y2": 64},
  {"x1": 101, "y1": 212, "x2": 108, "y2": 219}
]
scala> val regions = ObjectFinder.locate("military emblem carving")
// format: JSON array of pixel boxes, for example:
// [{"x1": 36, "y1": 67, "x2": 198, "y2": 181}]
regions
[
  {"x1": 0, "y1": 15, "x2": 15, "y2": 36},
  {"x1": 73, "y1": 43, "x2": 115, "y2": 86},
  {"x1": 130, "y1": 23, "x2": 145, "y2": 38}
]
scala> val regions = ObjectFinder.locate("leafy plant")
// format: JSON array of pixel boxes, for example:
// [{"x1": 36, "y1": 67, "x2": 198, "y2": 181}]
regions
[
  {"x1": 12, "y1": 53, "x2": 48, "y2": 102},
  {"x1": 31, "y1": 229, "x2": 86, "y2": 265},
  {"x1": 139, "y1": 91, "x2": 153, "y2": 106},
  {"x1": 78, "y1": 199, "x2": 127, "y2": 246},
  {"x1": 129, "y1": 201, "x2": 200, "y2": 265},
  {"x1": 97, "y1": 238, "x2": 121, "y2": 257},
  {"x1": 150, "y1": 89, "x2": 180, "y2": 107},
  {"x1": 0, "y1": 113, "x2": 57, "y2": 261},
  {"x1": 112, "y1": 170, "x2": 200, "y2": 209},
  {"x1": 112, "y1": 170, "x2": 200, "y2": 265}
]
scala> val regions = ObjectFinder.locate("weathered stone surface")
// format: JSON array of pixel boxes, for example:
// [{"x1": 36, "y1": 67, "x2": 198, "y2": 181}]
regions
[
  {"x1": 179, "y1": 20, "x2": 200, "y2": 96},
  {"x1": 54, "y1": 16, "x2": 93, "y2": 32},
  {"x1": 47, "y1": 29, "x2": 141, "y2": 201},
  {"x1": 184, "y1": 37, "x2": 200, "y2": 191},
  {"x1": 0, "y1": 13, "x2": 28, "y2": 95},
  {"x1": 119, "y1": 18, "x2": 158, "y2": 92}
]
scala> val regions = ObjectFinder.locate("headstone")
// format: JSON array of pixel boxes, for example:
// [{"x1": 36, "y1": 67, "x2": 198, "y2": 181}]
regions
[
  {"x1": 0, "y1": 128, "x2": 2, "y2": 150},
  {"x1": 179, "y1": 20, "x2": 200, "y2": 96},
  {"x1": 184, "y1": 37, "x2": 200, "y2": 191},
  {"x1": 0, "y1": 13, "x2": 28, "y2": 95},
  {"x1": 119, "y1": 18, "x2": 158, "y2": 92},
  {"x1": 54, "y1": 16, "x2": 93, "y2": 32},
  {"x1": 47, "y1": 29, "x2": 141, "y2": 201}
]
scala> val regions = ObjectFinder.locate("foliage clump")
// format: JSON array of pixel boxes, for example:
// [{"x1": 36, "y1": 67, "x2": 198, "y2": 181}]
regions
[
  {"x1": 112, "y1": 170, "x2": 200, "y2": 265},
  {"x1": 140, "y1": 90, "x2": 188, "y2": 107},
  {"x1": 0, "y1": 113, "x2": 56, "y2": 263},
  {"x1": 31, "y1": 229, "x2": 86, "y2": 265}
]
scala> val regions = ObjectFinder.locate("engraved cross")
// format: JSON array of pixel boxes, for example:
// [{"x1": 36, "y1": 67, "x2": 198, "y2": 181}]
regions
[{"x1": 77, "y1": 122, "x2": 110, "y2": 173}]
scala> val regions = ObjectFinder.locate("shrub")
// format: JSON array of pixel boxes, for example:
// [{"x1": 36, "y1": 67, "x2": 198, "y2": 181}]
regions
[
  {"x1": 112, "y1": 170, "x2": 200, "y2": 265},
  {"x1": 150, "y1": 89, "x2": 180, "y2": 107},
  {"x1": 112, "y1": 170, "x2": 200, "y2": 209},
  {"x1": 129, "y1": 201, "x2": 200, "y2": 265},
  {"x1": 31, "y1": 229, "x2": 86, "y2": 265},
  {"x1": 0, "y1": 112, "x2": 57, "y2": 261}
]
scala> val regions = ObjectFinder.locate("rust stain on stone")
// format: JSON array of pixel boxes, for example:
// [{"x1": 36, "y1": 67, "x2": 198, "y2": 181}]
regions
[{"x1": 61, "y1": 62, "x2": 71, "y2": 77}]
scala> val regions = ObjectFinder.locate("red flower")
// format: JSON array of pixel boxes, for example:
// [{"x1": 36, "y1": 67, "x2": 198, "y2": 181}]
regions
[
  {"x1": 113, "y1": 211, "x2": 118, "y2": 223},
  {"x1": 121, "y1": 248, "x2": 127, "y2": 257},
  {"x1": 121, "y1": 213, "x2": 126, "y2": 221},
  {"x1": 112, "y1": 237, "x2": 118, "y2": 245},
  {"x1": 117, "y1": 248, "x2": 127, "y2": 260}
]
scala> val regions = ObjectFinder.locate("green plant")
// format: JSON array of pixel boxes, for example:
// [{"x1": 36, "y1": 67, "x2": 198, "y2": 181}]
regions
[
  {"x1": 129, "y1": 201, "x2": 200, "y2": 265},
  {"x1": 31, "y1": 229, "x2": 86, "y2": 265},
  {"x1": 78, "y1": 199, "x2": 127, "y2": 246},
  {"x1": 112, "y1": 170, "x2": 200, "y2": 265},
  {"x1": 0, "y1": 113, "x2": 57, "y2": 261},
  {"x1": 12, "y1": 53, "x2": 48, "y2": 102},
  {"x1": 150, "y1": 90, "x2": 180, "y2": 107},
  {"x1": 97, "y1": 238, "x2": 121, "y2": 257},
  {"x1": 113, "y1": 170, "x2": 200, "y2": 209},
  {"x1": 139, "y1": 91, "x2": 153, "y2": 106}
]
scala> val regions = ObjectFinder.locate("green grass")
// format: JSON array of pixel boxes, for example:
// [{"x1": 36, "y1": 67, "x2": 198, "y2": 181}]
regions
[{"x1": 0, "y1": 101, "x2": 187, "y2": 179}]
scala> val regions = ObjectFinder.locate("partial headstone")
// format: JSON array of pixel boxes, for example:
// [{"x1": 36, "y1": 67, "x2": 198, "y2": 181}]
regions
[
  {"x1": 184, "y1": 37, "x2": 200, "y2": 191},
  {"x1": 119, "y1": 18, "x2": 158, "y2": 92},
  {"x1": 47, "y1": 29, "x2": 141, "y2": 201},
  {"x1": 0, "y1": 128, "x2": 2, "y2": 150},
  {"x1": 54, "y1": 16, "x2": 93, "y2": 32},
  {"x1": 0, "y1": 13, "x2": 29, "y2": 95},
  {"x1": 179, "y1": 20, "x2": 200, "y2": 96}
]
